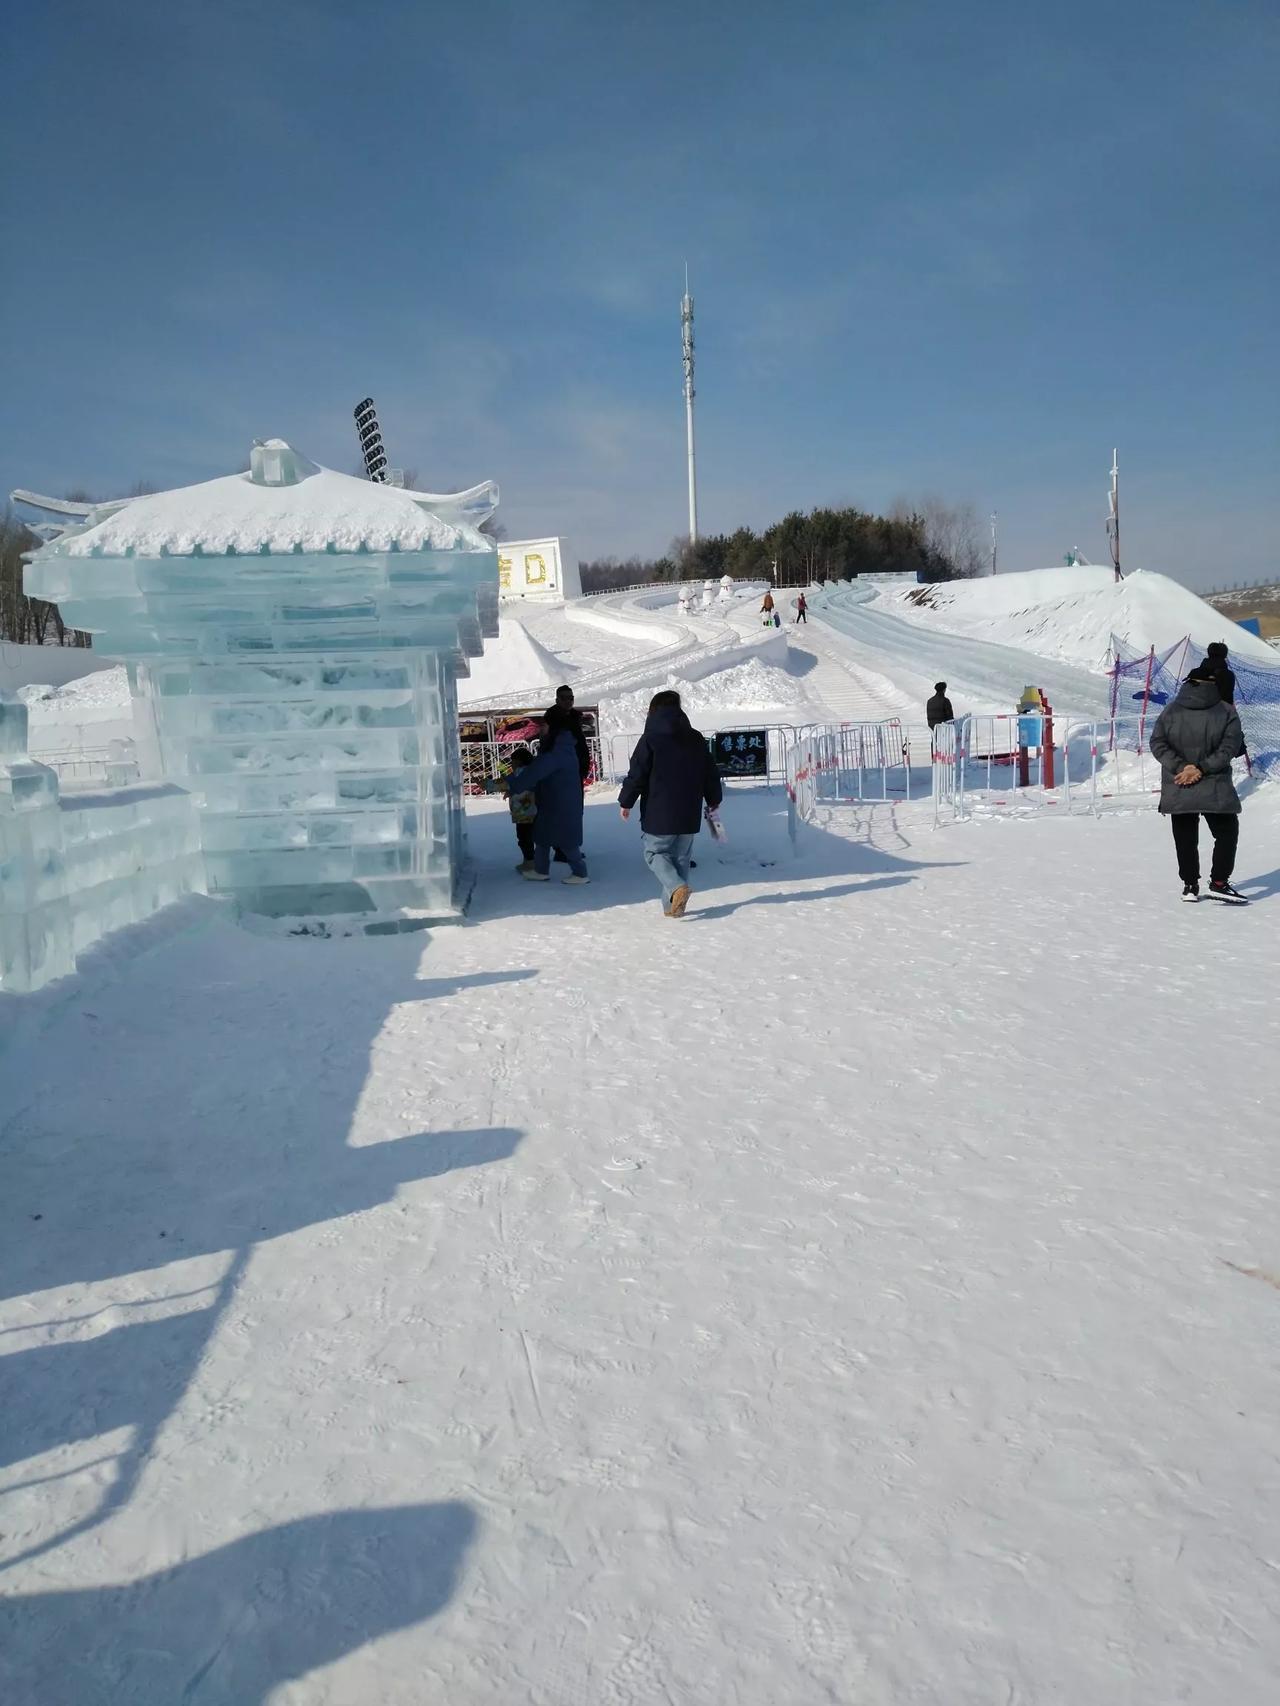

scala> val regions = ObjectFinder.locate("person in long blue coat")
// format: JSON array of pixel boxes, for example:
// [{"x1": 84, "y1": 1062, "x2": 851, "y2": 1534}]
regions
[{"x1": 508, "y1": 708, "x2": 589, "y2": 883}]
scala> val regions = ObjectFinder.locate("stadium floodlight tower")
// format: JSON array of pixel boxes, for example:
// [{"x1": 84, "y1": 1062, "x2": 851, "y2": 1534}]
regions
[{"x1": 681, "y1": 267, "x2": 698, "y2": 544}]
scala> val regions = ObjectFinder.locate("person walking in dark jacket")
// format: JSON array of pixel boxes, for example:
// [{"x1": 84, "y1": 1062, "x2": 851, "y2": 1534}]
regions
[
  {"x1": 1149, "y1": 664, "x2": 1247, "y2": 902},
  {"x1": 547, "y1": 686, "x2": 591, "y2": 864},
  {"x1": 926, "y1": 682, "x2": 954, "y2": 729},
  {"x1": 511, "y1": 708, "x2": 589, "y2": 884},
  {"x1": 618, "y1": 690, "x2": 723, "y2": 917},
  {"x1": 554, "y1": 685, "x2": 593, "y2": 782},
  {"x1": 795, "y1": 593, "x2": 808, "y2": 624}
]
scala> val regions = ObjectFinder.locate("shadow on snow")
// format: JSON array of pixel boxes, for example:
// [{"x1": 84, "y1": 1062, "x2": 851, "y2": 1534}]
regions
[
  {"x1": 0, "y1": 1501, "x2": 476, "y2": 1706},
  {"x1": 0, "y1": 924, "x2": 529, "y2": 1578},
  {"x1": 465, "y1": 788, "x2": 963, "y2": 922}
]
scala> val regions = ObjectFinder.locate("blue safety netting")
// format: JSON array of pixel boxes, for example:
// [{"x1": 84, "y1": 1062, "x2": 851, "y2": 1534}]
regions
[{"x1": 1109, "y1": 634, "x2": 1280, "y2": 780}]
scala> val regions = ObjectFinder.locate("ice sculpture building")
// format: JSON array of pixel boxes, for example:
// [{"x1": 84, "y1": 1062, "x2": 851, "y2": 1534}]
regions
[{"x1": 23, "y1": 442, "x2": 500, "y2": 921}]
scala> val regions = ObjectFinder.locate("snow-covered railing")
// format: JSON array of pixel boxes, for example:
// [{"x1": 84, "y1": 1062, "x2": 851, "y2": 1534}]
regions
[{"x1": 1, "y1": 699, "x2": 203, "y2": 994}]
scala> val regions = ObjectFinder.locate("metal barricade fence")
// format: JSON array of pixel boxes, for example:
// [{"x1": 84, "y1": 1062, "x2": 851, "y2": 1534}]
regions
[
  {"x1": 35, "y1": 738, "x2": 141, "y2": 789},
  {"x1": 806, "y1": 718, "x2": 933, "y2": 805},
  {"x1": 931, "y1": 720, "x2": 960, "y2": 821},
  {"x1": 954, "y1": 714, "x2": 1176, "y2": 817},
  {"x1": 783, "y1": 710, "x2": 1255, "y2": 838},
  {"x1": 782, "y1": 718, "x2": 954, "y2": 844}
]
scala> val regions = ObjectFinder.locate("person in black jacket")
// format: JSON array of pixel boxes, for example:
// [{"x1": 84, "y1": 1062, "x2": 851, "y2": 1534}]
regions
[
  {"x1": 1149, "y1": 664, "x2": 1247, "y2": 902},
  {"x1": 1203, "y1": 642, "x2": 1236, "y2": 707},
  {"x1": 554, "y1": 685, "x2": 593, "y2": 782},
  {"x1": 926, "y1": 682, "x2": 954, "y2": 729},
  {"x1": 618, "y1": 690, "x2": 723, "y2": 917},
  {"x1": 547, "y1": 686, "x2": 592, "y2": 864}
]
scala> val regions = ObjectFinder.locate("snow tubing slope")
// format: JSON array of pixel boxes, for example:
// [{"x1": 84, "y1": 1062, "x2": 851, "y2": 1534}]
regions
[{"x1": 876, "y1": 567, "x2": 1277, "y2": 673}]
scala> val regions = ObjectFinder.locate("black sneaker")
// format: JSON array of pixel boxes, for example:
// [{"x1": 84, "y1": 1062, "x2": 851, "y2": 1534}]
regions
[
  {"x1": 1181, "y1": 882, "x2": 1199, "y2": 902},
  {"x1": 1207, "y1": 880, "x2": 1248, "y2": 904}
]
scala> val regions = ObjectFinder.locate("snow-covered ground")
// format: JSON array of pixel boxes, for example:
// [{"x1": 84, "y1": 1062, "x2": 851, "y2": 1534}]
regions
[
  {"x1": 2, "y1": 785, "x2": 1278, "y2": 1704},
  {"x1": 3, "y1": 576, "x2": 1279, "y2": 1704}
]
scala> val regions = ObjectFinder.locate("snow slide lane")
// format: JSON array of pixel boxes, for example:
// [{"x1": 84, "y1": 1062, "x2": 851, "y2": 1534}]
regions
[{"x1": 811, "y1": 580, "x2": 1116, "y2": 719}]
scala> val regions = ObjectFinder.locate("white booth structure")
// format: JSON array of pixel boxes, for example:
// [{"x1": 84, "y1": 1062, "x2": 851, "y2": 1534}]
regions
[{"x1": 497, "y1": 538, "x2": 580, "y2": 603}]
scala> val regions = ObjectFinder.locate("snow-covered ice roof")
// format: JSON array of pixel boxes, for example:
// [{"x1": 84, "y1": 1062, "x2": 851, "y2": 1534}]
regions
[{"x1": 38, "y1": 441, "x2": 498, "y2": 559}]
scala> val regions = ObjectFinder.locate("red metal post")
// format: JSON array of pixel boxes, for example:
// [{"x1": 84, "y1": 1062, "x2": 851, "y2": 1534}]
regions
[{"x1": 1042, "y1": 695, "x2": 1055, "y2": 789}]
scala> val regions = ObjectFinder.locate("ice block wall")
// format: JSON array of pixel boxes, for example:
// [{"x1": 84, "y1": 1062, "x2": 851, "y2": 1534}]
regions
[
  {"x1": 1, "y1": 697, "x2": 202, "y2": 993},
  {"x1": 23, "y1": 443, "x2": 499, "y2": 918}
]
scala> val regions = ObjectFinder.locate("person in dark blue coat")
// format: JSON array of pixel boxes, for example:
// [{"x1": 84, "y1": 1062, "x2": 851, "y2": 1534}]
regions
[
  {"x1": 508, "y1": 708, "x2": 589, "y2": 884},
  {"x1": 618, "y1": 690, "x2": 723, "y2": 917}
]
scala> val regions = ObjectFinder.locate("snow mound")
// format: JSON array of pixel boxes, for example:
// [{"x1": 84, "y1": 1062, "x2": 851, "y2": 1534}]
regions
[
  {"x1": 602, "y1": 656, "x2": 807, "y2": 736},
  {"x1": 59, "y1": 467, "x2": 466, "y2": 558},
  {"x1": 458, "y1": 617, "x2": 575, "y2": 707},
  {"x1": 878, "y1": 567, "x2": 1277, "y2": 672},
  {"x1": 17, "y1": 664, "x2": 131, "y2": 716}
]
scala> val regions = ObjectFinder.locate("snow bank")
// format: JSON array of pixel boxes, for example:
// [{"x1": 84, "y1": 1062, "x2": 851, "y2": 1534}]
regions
[
  {"x1": 877, "y1": 567, "x2": 1277, "y2": 671},
  {"x1": 601, "y1": 653, "x2": 807, "y2": 737},
  {"x1": 457, "y1": 617, "x2": 575, "y2": 707},
  {"x1": 18, "y1": 664, "x2": 131, "y2": 720}
]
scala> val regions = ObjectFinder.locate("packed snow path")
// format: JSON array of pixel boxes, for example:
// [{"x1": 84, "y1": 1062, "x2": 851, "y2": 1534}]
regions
[
  {"x1": 723, "y1": 592, "x2": 915, "y2": 723},
  {"x1": 2, "y1": 791, "x2": 1279, "y2": 1703}
]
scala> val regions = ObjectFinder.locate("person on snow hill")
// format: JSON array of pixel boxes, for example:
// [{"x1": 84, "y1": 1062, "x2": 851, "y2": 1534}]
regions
[
  {"x1": 508, "y1": 707, "x2": 589, "y2": 885},
  {"x1": 618, "y1": 689, "x2": 723, "y2": 918},
  {"x1": 1203, "y1": 641, "x2": 1236, "y2": 707},
  {"x1": 505, "y1": 747, "x2": 537, "y2": 874},
  {"x1": 926, "y1": 682, "x2": 954, "y2": 729},
  {"x1": 1149, "y1": 663, "x2": 1248, "y2": 903},
  {"x1": 760, "y1": 590, "x2": 775, "y2": 626},
  {"x1": 795, "y1": 592, "x2": 808, "y2": 624}
]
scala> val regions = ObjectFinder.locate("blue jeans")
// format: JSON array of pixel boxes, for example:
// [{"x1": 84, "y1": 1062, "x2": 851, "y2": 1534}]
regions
[
  {"x1": 641, "y1": 832, "x2": 695, "y2": 907},
  {"x1": 534, "y1": 837, "x2": 586, "y2": 877}
]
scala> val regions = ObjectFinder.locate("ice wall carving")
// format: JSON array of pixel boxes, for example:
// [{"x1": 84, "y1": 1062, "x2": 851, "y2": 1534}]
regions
[
  {"x1": 1, "y1": 697, "x2": 202, "y2": 992},
  {"x1": 24, "y1": 443, "x2": 500, "y2": 919}
]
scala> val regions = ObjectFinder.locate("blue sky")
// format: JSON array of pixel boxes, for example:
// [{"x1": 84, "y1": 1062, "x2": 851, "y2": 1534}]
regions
[{"x1": 2, "y1": 0, "x2": 1276, "y2": 588}]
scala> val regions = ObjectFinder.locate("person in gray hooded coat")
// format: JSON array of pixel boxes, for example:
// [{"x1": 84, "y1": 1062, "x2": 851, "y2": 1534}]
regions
[{"x1": 1148, "y1": 663, "x2": 1247, "y2": 902}]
